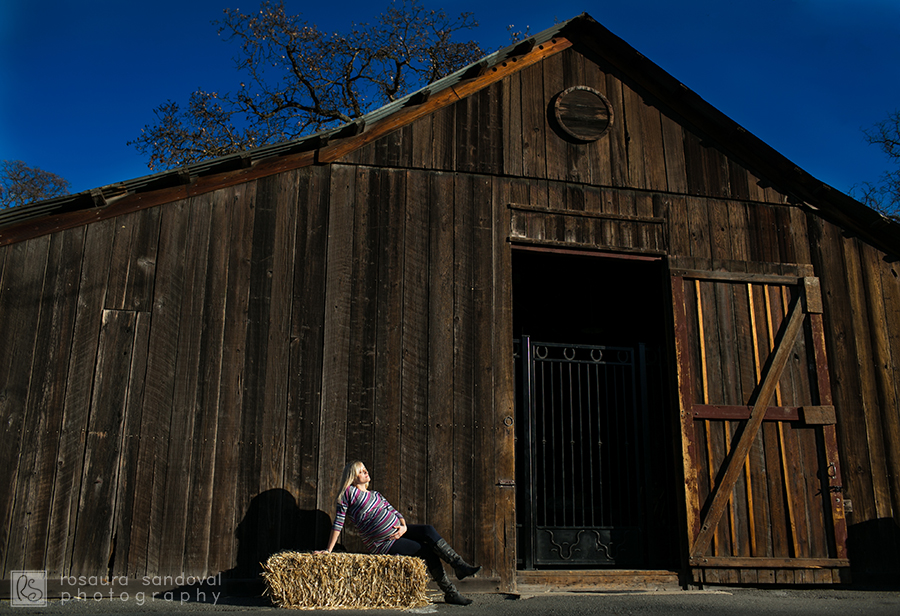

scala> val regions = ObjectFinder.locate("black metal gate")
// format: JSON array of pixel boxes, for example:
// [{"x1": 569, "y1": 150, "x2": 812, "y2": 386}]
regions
[{"x1": 515, "y1": 336, "x2": 651, "y2": 568}]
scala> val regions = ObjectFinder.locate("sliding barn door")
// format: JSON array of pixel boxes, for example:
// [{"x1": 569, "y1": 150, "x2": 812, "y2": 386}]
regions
[{"x1": 670, "y1": 259, "x2": 849, "y2": 584}]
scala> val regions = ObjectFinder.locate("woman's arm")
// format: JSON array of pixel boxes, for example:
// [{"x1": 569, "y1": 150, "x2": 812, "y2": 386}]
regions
[{"x1": 316, "y1": 529, "x2": 341, "y2": 554}]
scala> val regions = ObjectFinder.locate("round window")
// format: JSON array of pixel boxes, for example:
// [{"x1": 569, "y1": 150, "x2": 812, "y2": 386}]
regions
[{"x1": 553, "y1": 86, "x2": 614, "y2": 142}]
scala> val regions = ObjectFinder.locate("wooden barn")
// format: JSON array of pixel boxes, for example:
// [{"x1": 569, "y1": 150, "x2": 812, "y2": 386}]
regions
[{"x1": 2, "y1": 14, "x2": 899, "y2": 592}]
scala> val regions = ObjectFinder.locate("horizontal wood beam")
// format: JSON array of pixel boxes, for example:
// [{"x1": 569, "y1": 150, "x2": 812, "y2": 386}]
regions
[
  {"x1": 508, "y1": 203, "x2": 665, "y2": 224},
  {"x1": 508, "y1": 237, "x2": 666, "y2": 257},
  {"x1": 691, "y1": 405, "x2": 800, "y2": 422},
  {"x1": 691, "y1": 557, "x2": 850, "y2": 569},
  {"x1": 669, "y1": 269, "x2": 805, "y2": 286}
]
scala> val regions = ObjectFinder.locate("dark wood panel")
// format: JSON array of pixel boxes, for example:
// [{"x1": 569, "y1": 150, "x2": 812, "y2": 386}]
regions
[
  {"x1": 373, "y1": 169, "x2": 405, "y2": 504},
  {"x1": 400, "y1": 170, "x2": 430, "y2": 525},
  {"x1": 542, "y1": 51, "x2": 568, "y2": 182},
  {"x1": 70, "y1": 309, "x2": 139, "y2": 573},
  {"x1": 7, "y1": 228, "x2": 85, "y2": 572},
  {"x1": 285, "y1": 166, "x2": 330, "y2": 519},
  {"x1": 432, "y1": 104, "x2": 456, "y2": 171},
  {"x1": 866, "y1": 252, "x2": 900, "y2": 527},
  {"x1": 344, "y1": 167, "x2": 378, "y2": 515},
  {"x1": 110, "y1": 311, "x2": 151, "y2": 576},
  {"x1": 502, "y1": 69, "x2": 523, "y2": 177},
  {"x1": 46, "y1": 219, "x2": 116, "y2": 575},
  {"x1": 160, "y1": 191, "x2": 215, "y2": 576},
  {"x1": 0, "y1": 235, "x2": 51, "y2": 576},
  {"x1": 473, "y1": 174, "x2": 494, "y2": 573},
  {"x1": 104, "y1": 208, "x2": 161, "y2": 312},
  {"x1": 316, "y1": 165, "x2": 355, "y2": 516},
  {"x1": 492, "y1": 177, "x2": 516, "y2": 588},
  {"x1": 427, "y1": 171, "x2": 456, "y2": 536},
  {"x1": 206, "y1": 183, "x2": 257, "y2": 575},
  {"x1": 520, "y1": 62, "x2": 547, "y2": 180},
  {"x1": 128, "y1": 199, "x2": 192, "y2": 576},
  {"x1": 452, "y1": 173, "x2": 476, "y2": 555},
  {"x1": 180, "y1": 190, "x2": 232, "y2": 576}
]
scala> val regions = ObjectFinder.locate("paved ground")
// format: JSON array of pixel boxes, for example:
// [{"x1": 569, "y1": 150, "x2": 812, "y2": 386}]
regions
[{"x1": 4, "y1": 586, "x2": 900, "y2": 616}]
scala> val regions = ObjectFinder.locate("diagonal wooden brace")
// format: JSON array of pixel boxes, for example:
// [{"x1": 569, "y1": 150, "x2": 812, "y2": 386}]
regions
[{"x1": 689, "y1": 294, "x2": 807, "y2": 561}]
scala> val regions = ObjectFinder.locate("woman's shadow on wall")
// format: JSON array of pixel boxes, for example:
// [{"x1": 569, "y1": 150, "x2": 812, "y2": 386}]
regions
[
  {"x1": 173, "y1": 489, "x2": 341, "y2": 604},
  {"x1": 231, "y1": 488, "x2": 333, "y2": 580}
]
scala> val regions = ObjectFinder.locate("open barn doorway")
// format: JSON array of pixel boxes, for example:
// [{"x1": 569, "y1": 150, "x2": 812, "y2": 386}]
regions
[{"x1": 512, "y1": 247, "x2": 680, "y2": 570}]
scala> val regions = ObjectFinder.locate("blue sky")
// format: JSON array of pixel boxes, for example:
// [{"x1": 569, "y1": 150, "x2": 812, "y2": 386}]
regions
[{"x1": 2, "y1": 0, "x2": 899, "y2": 197}]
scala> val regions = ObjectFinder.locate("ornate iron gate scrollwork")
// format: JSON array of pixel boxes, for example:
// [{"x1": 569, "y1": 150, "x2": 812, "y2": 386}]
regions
[{"x1": 516, "y1": 337, "x2": 649, "y2": 568}]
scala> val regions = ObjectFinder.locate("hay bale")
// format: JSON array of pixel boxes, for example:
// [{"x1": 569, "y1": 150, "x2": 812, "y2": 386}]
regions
[{"x1": 262, "y1": 551, "x2": 431, "y2": 610}]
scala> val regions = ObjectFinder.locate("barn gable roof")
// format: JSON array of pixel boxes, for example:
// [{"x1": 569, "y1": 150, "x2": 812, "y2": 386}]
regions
[{"x1": 2, "y1": 13, "x2": 897, "y2": 259}]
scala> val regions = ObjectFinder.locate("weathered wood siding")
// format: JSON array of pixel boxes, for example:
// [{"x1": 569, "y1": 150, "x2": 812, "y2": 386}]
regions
[
  {"x1": 1, "y1": 41, "x2": 899, "y2": 588},
  {"x1": 0, "y1": 165, "x2": 518, "y2": 587}
]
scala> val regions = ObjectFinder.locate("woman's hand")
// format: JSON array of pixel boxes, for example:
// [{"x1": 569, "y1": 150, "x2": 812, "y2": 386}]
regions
[{"x1": 389, "y1": 520, "x2": 407, "y2": 541}]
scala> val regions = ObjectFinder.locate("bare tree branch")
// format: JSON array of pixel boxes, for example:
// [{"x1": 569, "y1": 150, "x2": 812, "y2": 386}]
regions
[
  {"x1": 0, "y1": 160, "x2": 70, "y2": 209},
  {"x1": 854, "y1": 109, "x2": 900, "y2": 220},
  {"x1": 129, "y1": 0, "x2": 485, "y2": 170}
]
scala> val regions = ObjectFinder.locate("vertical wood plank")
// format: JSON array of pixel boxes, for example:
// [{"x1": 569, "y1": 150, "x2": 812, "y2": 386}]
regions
[
  {"x1": 411, "y1": 115, "x2": 434, "y2": 169},
  {"x1": 432, "y1": 104, "x2": 456, "y2": 172},
  {"x1": 285, "y1": 166, "x2": 330, "y2": 524},
  {"x1": 129, "y1": 198, "x2": 191, "y2": 576},
  {"x1": 660, "y1": 113, "x2": 688, "y2": 194},
  {"x1": 583, "y1": 56, "x2": 612, "y2": 185},
  {"x1": 400, "y1": 170, "x2": 430, "y2": 525},
  {"x1": 206, "y1": 183, "x2": 256, "y2": 575},
  {"x1": 842, "y1": 240, "x2": 892, "y2": 519},
  {"x1": 317, "y1": 165, "x2": 356, "y2": 516},
  {"x1": 70, "y1": 309, "x2": 139, "y2": 573},
  {"x1": 344, "y1": 168, "x2": 377, "y2": 514},
  {"x1": 374, "y1": 169, "x2": 405, "y2": 504},
  {"x1": 104, "y1": 209, "x2": 161, "y2": 312},
  {"x1": 7, "y1": 228, "x2": 85, "y2": 572},
  {"x1": 492, "y1": 177, "x2": 516, "y2": 590},
  {"x1": 0, "y1": 235, "x2": 51, "y2": 575},
  {"x1": 861, "y1": 244, "x2": 900, "y2": 523},
  {"x1": 502, "y1": 71, "x2": 523, "y2": 178},
  {"x1": 46, "y1": 219, "x2": 116, "y2": 575},
  {"x1": 520, "y1": 62, "x2": 547, "y2": 180},
  {"x1": 179, "y1": 191, "x2": 231, "y2": 576},
  {"x1": 621, "y1": 81, "x2": 647, "y2": 190},
  {"x1": 473, "y1": 174, "x2": 494, "y2": 574},
  {"x1": 542, "y1": 51, "x2": 567, "y2": 182},
  {"x1": 452, "y1": 173, "x2": 476, "y2": 555},
  {"x1": 427, "y1": 172, "x2": 456, "y2": 536},
  {"x1": 671, "y1": 275, "x2": 702, "y2": 549},
  {"x1": 110, "y1": 311, "x2": 151, "y2": 576},
  {"x1": 158, "y1": 192, "x2": 214, "y2": 576}
]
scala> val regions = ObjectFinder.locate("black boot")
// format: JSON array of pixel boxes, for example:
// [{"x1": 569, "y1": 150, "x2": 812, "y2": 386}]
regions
[
  {"x1": 433, "y1": 539, "x2": 482, "y2": 580},
  {"x1": 427, "y1": 560, "x2": 473, "y2": 606}
]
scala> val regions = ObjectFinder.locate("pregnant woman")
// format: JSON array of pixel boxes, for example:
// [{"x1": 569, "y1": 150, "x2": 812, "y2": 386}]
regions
[{"x1": 318, "y1": 461, "x2": 481, "y2": 605}]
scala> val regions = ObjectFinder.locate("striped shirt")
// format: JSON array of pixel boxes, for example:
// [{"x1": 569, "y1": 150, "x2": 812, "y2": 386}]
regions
[{"x1": 333, "y1": 486, "x2": 404, "y2": 554}]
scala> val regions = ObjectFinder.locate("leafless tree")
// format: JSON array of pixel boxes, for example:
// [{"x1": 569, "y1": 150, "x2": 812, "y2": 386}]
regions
[
  {"x1": 129, "y1": 0, "x2": 485, "y2": 170},
  {"x1": 855, "y1": 109, "x2": 900, "y2": 221},
  {"x1": 0, "y1": 160, "x2": 70, "y2": 209}
]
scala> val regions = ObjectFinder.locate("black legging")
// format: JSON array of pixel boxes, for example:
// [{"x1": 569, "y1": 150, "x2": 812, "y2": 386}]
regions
[{"x1": 386, "y1": 524, "x2": 442, "y2": 571}]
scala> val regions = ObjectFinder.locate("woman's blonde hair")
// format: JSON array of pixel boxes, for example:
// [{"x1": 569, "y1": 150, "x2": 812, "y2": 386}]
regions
[{"x1": 335, "y1": 460, "x2": 368, "y2": 506}]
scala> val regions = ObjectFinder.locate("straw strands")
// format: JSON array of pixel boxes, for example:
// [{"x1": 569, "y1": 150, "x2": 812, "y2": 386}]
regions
[{"x1": 262, "y1": 551, "x2": 431, "y2": 610}]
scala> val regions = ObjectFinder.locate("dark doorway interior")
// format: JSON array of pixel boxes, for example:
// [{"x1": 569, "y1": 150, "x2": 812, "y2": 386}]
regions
[{"x1": 512, "y1": 248, "x2": 680, "y2": 570}]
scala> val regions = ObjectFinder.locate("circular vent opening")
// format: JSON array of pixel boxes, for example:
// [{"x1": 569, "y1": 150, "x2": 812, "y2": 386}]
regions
[{"x1": 553, "y1": 86, "x2": 614, "y2": 142}]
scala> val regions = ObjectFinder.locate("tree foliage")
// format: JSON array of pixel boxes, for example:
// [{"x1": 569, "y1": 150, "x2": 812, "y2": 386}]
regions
[
  {"x1": 855, "y1": 109, "x2": 900, "y2": 221},
  {"x1": 129, "y1": 0, "x2": 486, "y2": 170},
  {"x1": 0, "y1": 160, "x2": 70, "y2": 209}
]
